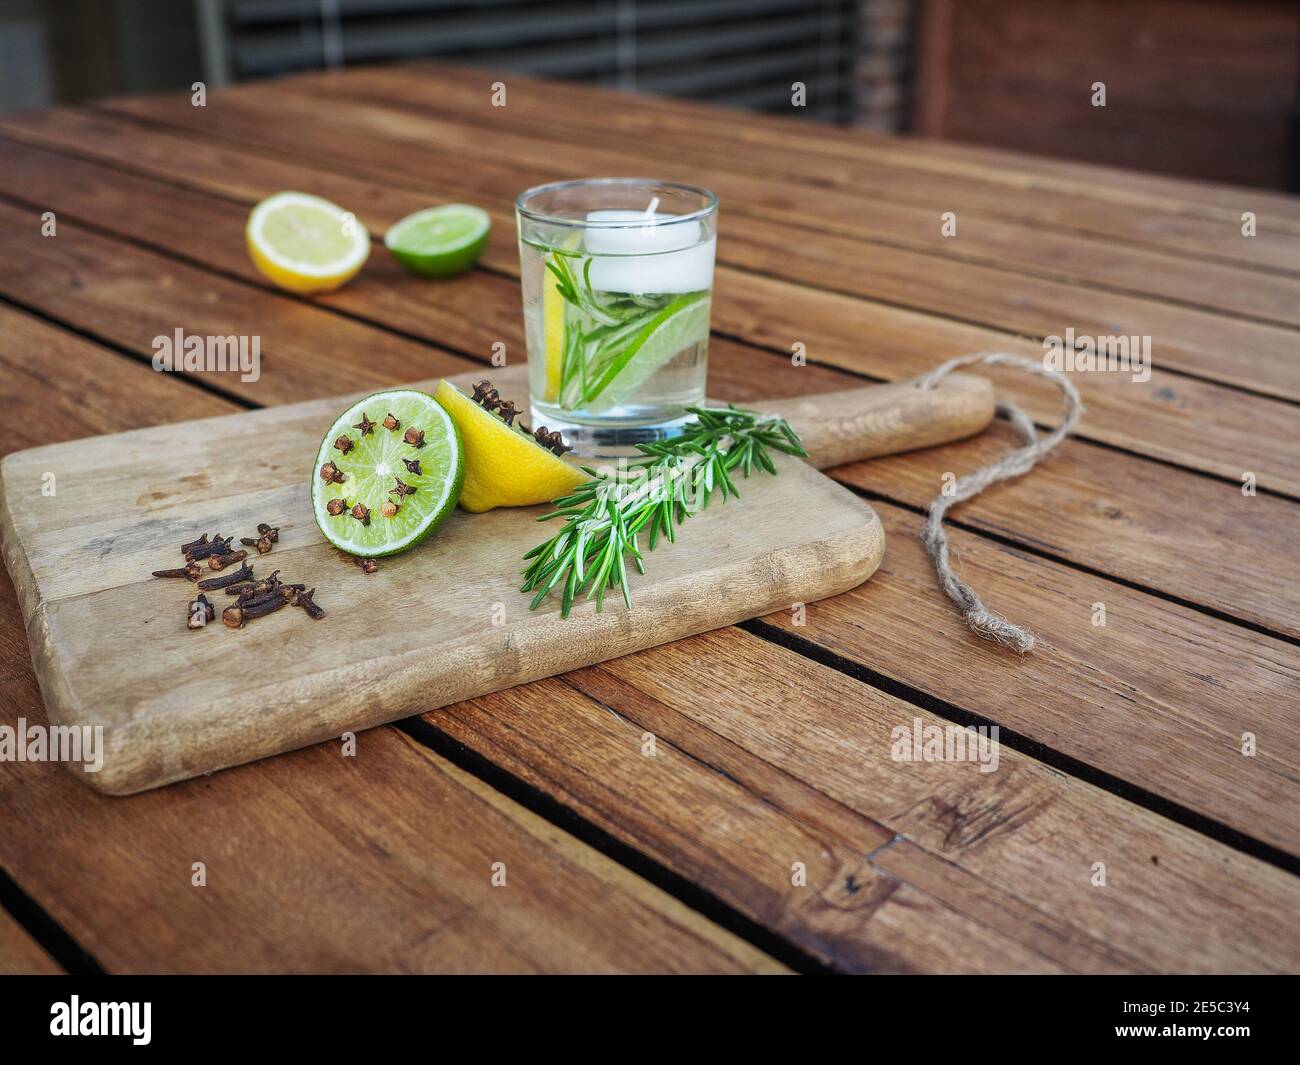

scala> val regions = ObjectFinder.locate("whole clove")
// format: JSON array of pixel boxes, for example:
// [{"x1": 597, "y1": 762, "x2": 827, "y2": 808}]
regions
[
  {"x1": 208, "y1": 548, "x2": 249, "y2": 571},
  {"x1": 402, "y1": 458, "x2": 422, "y2": 475},
  {"x1": 222, "y1": 594, "x2": 287, "y2": 629},
  {"x1": 319, "y1": 461, "x2": 345, "y2": 485},
  {"x1": 333, "y1": 435, "x2": 354, "y2": 455},
  {"x1": 326, "y1": 498, "x2": 349, "y2": 517},
  {"x1": 496, "y1": 399, "x2": 518, "y2": 426},
  {"x1": 383, "y1": 412, "x2": 400, "y2": 431},
  {"x1": 350, "y1": 502, "x2": 370, "y2": 525},
  {"x1": 180, "y1": 533, "x2": 210, "y2": 555},
  {"x1": 227, "y1": 571, "x2": 281, "y2": 599},
  {"x1": 380, "y1": 501, "x2": 399, "y2": 518},
  {"x1": 471, "y1": 380, "x2": 493, "y2": 404},
  {"x1": 241, "y1": 535, "x2": 274, "y2": 554},
  {"x1": 354, "y1": 412, "x2": 376, "y2": 436},
  {"x1": 292, "y1": 588, "x2": 325, "y2": 620},
  {"x1": 153, "y1": 563, "x2": 202, "y2": 581},
  {"x1": 185, "y1": 535, "x2": 233, "y2": 562},
  {"x1": 187, "y1": 593, "x2": 215, "y2": 629},
  {"x1": 391, "y1": 477, "x2": 416, "y2": 499},
  {"x1": 343, "y1": 553, "x2": 378, "y2": 574},
  {"x1": 533, "y1": 427, "x2": 572, "y2": 456},
  {"x1": 403, "y1": 427, "x2": 425, "y2": 448},
  {"x1": 257, "y1": 523, "x2": 280, "y2": 544},
  {"x1": 198, "y1": 562, "x2": 255, "y2": 591}
]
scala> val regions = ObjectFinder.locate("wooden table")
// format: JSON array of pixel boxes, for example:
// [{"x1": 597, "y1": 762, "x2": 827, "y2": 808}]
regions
[{"x1": 1, "y1": 62, "x2": 1298, "y2": 975}]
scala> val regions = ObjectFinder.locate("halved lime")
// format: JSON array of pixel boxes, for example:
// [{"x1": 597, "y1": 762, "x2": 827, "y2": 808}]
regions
[
  {"x1": 311, "y1": 389, "x2": 463, "y2": 557},
  {"x1": 384, "y1": 204, "x2": 491, "y2": 277},
  {"x1": 584, "y1": 292, "x2": 711, "y2": 412}
]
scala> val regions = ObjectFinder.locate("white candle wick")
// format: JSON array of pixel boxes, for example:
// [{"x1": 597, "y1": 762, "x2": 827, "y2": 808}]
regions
[{"x1": 644, "y1": 196, "x2": 660, "y2": 218}]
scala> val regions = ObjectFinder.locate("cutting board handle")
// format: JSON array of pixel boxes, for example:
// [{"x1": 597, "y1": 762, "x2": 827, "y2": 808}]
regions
[{"x1": 749, "y1": 372, "x2": 994, "y2": 470}]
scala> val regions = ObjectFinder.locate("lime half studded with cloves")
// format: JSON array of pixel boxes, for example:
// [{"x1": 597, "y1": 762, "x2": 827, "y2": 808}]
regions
[{"x1": 311, "y1": 389, "x2": 463, "y2": 557}]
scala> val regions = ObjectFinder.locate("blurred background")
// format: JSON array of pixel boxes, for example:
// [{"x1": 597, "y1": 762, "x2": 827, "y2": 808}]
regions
[{"x1": 2, "y1": 0, "x2": 1297, "y2": 190}]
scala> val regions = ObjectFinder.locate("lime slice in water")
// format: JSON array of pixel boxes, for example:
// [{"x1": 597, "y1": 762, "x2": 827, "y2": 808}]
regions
[
  {"x1": 384, "y1": 204, "x2": 491, "y2": 277},
  {"x1": 311, "y1": 389, "x2": 463, "y2": 557},
  {"x1": 583, "y1": 292, "x2": 711, "y2": 412}
]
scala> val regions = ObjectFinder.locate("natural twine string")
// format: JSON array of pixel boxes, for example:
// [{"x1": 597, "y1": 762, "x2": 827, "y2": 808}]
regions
[{"x1": 914, "y1": 353, "x2": 1084, "y2": 653}]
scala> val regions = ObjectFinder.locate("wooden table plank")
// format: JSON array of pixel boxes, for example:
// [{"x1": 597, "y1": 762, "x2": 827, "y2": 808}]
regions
[
  {"x1": 8, "y1": 110, "x2": 1296, "y2": 496},
  {"x1": 96, "y1": 86, "x2": 1300, "y2": 402},
  {"x1": 270, "y1": 67, "x2": 1300, "y2": 325},
  {"x1": 3, "y1": 116, "x2": 1296, "y2": 765},
  {"x1": 361, "y1": 60, "x2": 1300, "y2": 240},
  {"x1": 765, "y1": 500, "x2": 1300, "y2": 857},
  {"x1": 0, "y1": 308, "x2": 782, "y2": 974},
  {"x1": 3, "y1": 65, "x2": 1297, "y2": 976},
  {"x1": 433, "y1": 627, "x2": 1300, "y2": 972},
  {"x1": 0, "y1": 201, "x2": 477, "y2": 405},
  {"x1": 5, "y1": 135, "x2": 1294, "y2": 647},
  {"x1": 0, "y1": 906, "x2": 63, "y2": 975}
]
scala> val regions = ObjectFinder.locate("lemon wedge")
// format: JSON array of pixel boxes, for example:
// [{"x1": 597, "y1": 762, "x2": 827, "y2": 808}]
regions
[
  {"x1": 434, "y1": 380, "x2": 586, "y2": 512},
  {"x1": 246, "y1": 191, "x2": 370, "y2": 294}
]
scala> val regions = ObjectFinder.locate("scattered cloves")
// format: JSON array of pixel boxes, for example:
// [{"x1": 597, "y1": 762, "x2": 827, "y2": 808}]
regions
[
  {"x1": 319, "y1": 461, "x2": 345, "y2": 485},
  {"x1": 153, "y1": 563, "x2": 202, "y2": 581},
  {"x1": 187, "y1": 593, "x2": 215, "y2": 629},
  {"x1": 257, "y1": 523, "x2": 280, "y2": 544},
  {"x1": 241, "y1": 535, "x2": 274, "y2": 554},
  {"x1": 354, "y1": 412, "x2": 376, "y2": 436},
  {"x1": 208, "y1": 548, "x2": 249, "y2": 571},
  {"x1": 403, "y1": 427, "x2": 425, "y2": 448},
  {"x1": 197, "y1": 562, "x2": 255, "y2": 591},
  {"x1": 383, "y1": 412, "x2": 400, "y2": 431},
  {"x1": 344, "y1": 553, "x2": 378, "y2": 574}
]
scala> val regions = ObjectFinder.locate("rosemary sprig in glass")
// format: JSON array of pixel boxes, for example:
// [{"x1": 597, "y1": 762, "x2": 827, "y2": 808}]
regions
[{"x1": 521, "y1": 406, "x2": 807, "y2": 617}]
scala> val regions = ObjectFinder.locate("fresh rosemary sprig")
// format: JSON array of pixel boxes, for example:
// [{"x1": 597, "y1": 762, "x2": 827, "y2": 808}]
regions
[{"x1": 521, "y1": 406, "x2": 807, "y2": 617}]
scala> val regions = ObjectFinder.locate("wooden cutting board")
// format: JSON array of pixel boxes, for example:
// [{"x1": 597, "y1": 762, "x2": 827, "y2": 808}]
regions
[{"x1": 0, "y1": 366, "x2": 992, "y2": 794}]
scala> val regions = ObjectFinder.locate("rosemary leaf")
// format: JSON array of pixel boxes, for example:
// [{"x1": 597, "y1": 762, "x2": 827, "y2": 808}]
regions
[{"x1": 520, "y1": 406, "x2": 805, "y2": 618}]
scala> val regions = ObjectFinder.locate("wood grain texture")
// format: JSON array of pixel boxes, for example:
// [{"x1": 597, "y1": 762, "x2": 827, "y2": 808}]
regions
[
  {"x1": 0, "y1": 589, "x2": 782, "y2": 973},
  {"x1": 2, "y1": 83, "x2": 1295, "y2": 833},
  {"x1": 436, "y1": 626, "x2": 1300, "y2": 972},
  {"x1": 317, "y1": 61, "x2": 1300, "y2": 271},
  {"x1": 6, "y1": 110, "x2": 1296, "y2": 494},
  {"x1": 267, "y1": 66, "x2": 1300, "y2": 325},
  {"x1": 1, "y1": 64, "x2": 1298, "y2": 976},
  {"x1": 93, "y1": 85, "x2": 1300, "y2": 401},
  {"x1": 0, "y1": 310, "x2": 782, "y2": 973},
  {"x1": 0, "y1": 907, "x2": 63, "y2": 975},
  {"x1": 767, "y1": 500, "x2": 1300, "y2": 857},
  {"x1": 0, "y1": 366, "x2": 883, "y2": 794}
]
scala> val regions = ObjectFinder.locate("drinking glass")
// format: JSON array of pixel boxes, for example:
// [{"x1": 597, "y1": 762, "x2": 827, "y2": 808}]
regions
[{"x1": 516, "y1": 178, "x2": 718, "y2": 455}]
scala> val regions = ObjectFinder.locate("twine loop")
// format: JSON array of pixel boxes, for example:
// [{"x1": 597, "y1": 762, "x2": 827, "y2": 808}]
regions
[{"x1": 914, "y1": 354, "x2": 1083, "y2": 653}]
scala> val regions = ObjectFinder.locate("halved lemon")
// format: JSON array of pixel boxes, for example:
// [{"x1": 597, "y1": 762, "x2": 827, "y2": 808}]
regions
[
  {"x1": 247, "y1": 191, "x2": 371, "y2": 294},
  {"x1": 434, "y1": 380, "x2": 587, "y2": 512}
]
